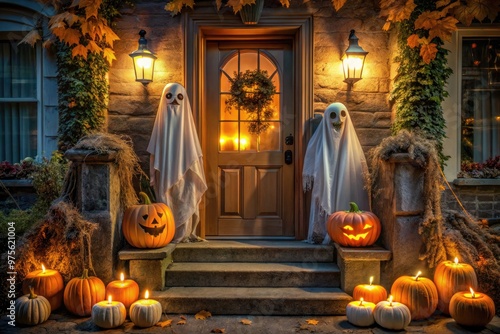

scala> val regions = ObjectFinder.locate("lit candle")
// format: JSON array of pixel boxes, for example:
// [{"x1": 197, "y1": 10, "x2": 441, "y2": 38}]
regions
[
  {"x1": 105, "y1": 272, "x2": 139, "y2": 312},
  {"x1": 91, "y1": 295, "x2": 126, "y2": 329},
  {"x1": 353, "y1": 276, "x2": 388, "y2": 304},
  {"x1": 346, "y1": 297, "x2": 376, "y2": 327},
  {"x1": 449, "y1": 288, "x2": 495, "y2": 327},
  {"x1": 129, "y1": 290, "x2": 162, "y2": 328},
  {"x1": 433, "y1": 257, "x2": 478, "y2": 314},
  {"x1": 373, "y1": 295, "x2": 411, "y2": 330},
  {"x1": 22, "y1": 264, "x2": 64, "y2": 310}
]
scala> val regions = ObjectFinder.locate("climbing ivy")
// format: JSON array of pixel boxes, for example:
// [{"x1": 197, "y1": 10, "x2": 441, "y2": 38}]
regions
[{"x1": 391, "y1": 0, "x2": 452, "y2": 165}]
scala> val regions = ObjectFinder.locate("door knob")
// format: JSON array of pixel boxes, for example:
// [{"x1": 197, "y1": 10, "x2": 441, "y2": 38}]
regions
[{"x1": 284, "y1": 150, "x2": 293, "y2": 165}]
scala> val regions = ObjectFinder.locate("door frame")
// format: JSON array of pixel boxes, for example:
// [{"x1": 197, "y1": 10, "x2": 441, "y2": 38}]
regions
[{"x1": 184, "y1": 11, "x2": 313, "y2": 239}]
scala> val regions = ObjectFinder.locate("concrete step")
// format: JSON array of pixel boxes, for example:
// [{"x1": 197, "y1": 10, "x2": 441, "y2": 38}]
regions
[
  {"x1": 165, "y1": 262, "x2": 341, "y2": 287},
  {"x1": 152, "y1": 287, "x2": 352, "y2": 315},
  {"x1": 172, "y1": 240, "x2": 334, "y2": 262}
]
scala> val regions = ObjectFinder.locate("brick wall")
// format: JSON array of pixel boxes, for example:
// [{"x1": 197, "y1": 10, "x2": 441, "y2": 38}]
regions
[{"x1": 442, "y1": 181, "x2": 500, "y2": 220}]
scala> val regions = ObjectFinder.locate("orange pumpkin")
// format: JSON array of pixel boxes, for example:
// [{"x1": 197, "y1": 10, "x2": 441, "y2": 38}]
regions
[
  {"x1": 22, "y1": 265, "x2": 64, "y2": 311},
  {"x1": 391, "y1": 271, "x2": 438, "y2": 320},
  {"x1": 105, "y1": 273, "x2": 139, "y2": 312},
  {"x1": 353, "y1": 277, "x2": 388, "y2": 304},
  {"x1": 326, "y1": 202, "x2": 381, "y2": 247},
  {"x1": 433, "y1": 258, "x2": 478, "y2": 315},
  {"x1": 122, "y1": 192, "x2": 175, "y2": 248},
  {"x1": 449, "y1": 288, "x2": 495, "y2": 327},
  {"x1": 63, "y1": 269, "x2": 105, "y2": 316}
]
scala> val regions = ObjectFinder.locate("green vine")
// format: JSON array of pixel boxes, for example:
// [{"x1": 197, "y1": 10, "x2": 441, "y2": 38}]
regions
[
  {"x1": 225, "y1": 69, "x2": 277, "y2": 135},
  {"x1": 391, "y1": 0, "x2": 452, "y2": 166}
]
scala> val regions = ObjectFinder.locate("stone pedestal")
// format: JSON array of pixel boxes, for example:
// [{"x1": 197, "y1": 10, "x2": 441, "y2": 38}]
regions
[
  {"x1": 335, "y1": 244, "x2": 391, "y2": 295},
  {"x1": 65, "y1": 149, "x2": 123, "y2": 283},
  {"x1": 371, "y1": 153, "x2": 428, "y2": 288}
]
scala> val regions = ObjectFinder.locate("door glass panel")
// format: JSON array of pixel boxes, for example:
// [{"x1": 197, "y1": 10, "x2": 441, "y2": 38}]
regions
[{"x1": 219, "y1": 49, "x2": 281, "y2": 152}]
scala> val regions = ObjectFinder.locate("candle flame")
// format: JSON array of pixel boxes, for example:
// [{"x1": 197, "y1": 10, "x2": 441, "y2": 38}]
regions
[
  {"x1": 454, "y1": 257, "x2": 459, "y2": 265},
  {"x1": 359, "y1": 297, "x2": 364, "y2": 306},
  {"x1": 469, "y1": 287, "x2": 475, "y2": 298},
  {"x1": 415, "y1": 271, "x2": 422, "y2": 280},
  {"x1": 389, "y1": 295, "x2": 393, "y2": 306},
  {"x1": 42, "y1": 264, "x2": 46, "y2": 273},
  {"x1": 108, "y1": 295, "x2": 112, "y2": 304},
  {"x1": 145, "y1": 290, "x2": 149, "y2": 299},
  {"x1": 369, "y1": 276, "x2": 374, "y2": 285},
  {"x1": 120, "y1": 272, "x2": 124, "y2": 282}
]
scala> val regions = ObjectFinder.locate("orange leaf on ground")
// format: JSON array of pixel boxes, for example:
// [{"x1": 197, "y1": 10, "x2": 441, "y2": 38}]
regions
[
  {"x1": 156, "y1": 319, "x2": 173, "y2": 327},
  {"x1": 306, "y1": 319, "x2": 319, "y2": 325},
  {"x1": 177, "y1": 319, "x2": 187, "y2": 325},
  {"x1": 240, "y1": 318, "x2": 252, "y2": 325},
  {"x1": 195, "y1": 310, "x2": 212, "y2": 320}
]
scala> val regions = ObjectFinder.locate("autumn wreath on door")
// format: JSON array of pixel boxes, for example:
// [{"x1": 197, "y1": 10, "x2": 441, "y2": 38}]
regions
[{"x1": 225, "y1": 69, "x2": 277, "y2": 135}]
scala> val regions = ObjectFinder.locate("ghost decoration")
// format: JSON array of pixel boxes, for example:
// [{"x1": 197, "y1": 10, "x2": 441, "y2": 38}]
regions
[
  {"x1": 302, "y1": 102, "x2": 369, "y2": 244},
  {"x1": 147, "y1": 83, "x2": 208, "y2": 243}
]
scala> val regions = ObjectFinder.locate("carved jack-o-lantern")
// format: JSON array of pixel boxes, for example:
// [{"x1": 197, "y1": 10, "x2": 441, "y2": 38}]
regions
[
  {"x1": 122, "y1": 192, "x2": 175, "y2": 248},
  {"x1": 326, "y1": 202, "x2": 381, "y2": 247}
]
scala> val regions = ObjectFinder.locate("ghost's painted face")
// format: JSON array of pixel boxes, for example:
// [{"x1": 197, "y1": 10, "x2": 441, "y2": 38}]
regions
[
  {"x1": 164, "y1": 85, "x2": 184, "y2": 106},
  {"x1": 329, "y1": 108, "x2": 346, "y2": 131}
]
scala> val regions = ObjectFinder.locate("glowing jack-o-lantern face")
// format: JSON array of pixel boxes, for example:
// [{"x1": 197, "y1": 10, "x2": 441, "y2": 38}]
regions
[
  {"x1": 326, "y1": 104, "x2": 347, "y2": 131},
  {"x1": 122, "y1": 192, "x2": 175, "y2": 248},
  {"x1": 327, "y1": 202, "x2": 381, "y2": 247}
]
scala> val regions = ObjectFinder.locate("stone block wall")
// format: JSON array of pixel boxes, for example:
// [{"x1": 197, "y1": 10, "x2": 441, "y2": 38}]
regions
[{"x1": 442, "y1": 181, "x2": 500, "y2": 220}]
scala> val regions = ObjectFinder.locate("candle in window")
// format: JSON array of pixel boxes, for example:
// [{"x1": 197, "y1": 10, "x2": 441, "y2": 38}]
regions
[
  {"x1": 240, "y1": 137, "x2": 248, "y2": 150},
  {"x1": 449, "y1": 287, "x2": 495, "y2": 327}
]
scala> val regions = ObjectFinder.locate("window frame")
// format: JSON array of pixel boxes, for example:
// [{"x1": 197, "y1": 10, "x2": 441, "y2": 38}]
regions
[{"x1": 442, "y1": 27, "x2": 500, "y2": 181}]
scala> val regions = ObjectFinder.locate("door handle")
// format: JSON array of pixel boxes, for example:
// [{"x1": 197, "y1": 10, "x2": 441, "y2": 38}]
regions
[{"x1": 284, "y1": 150, "x2": 293, "y2": 165}]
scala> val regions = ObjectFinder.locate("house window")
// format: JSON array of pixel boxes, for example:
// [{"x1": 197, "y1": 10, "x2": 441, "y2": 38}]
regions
[
  {"x1": 0, "y1": 40, "x2": 39, "y2": 162},
  {"x1": 460, "y1": 37, "x2": 500, "y2": 165}
]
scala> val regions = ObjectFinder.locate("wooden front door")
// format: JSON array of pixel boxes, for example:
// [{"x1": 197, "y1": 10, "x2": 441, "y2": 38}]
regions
[{"x1": 204, "y1": 41, "x2": 295, "y2": 237}]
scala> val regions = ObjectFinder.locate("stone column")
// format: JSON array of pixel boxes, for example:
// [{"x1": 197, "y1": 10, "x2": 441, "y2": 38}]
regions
[
  {"x1": 371, "y1": 153, "x2": 428, "y2": 289},
  {"x1": 65, "y1": 149, "x2": 123, "y2": 283}
]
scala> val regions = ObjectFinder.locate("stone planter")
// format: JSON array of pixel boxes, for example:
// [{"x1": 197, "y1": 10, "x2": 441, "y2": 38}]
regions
[{"x1": 239, "y1": 0, "x2": 264, "y2": 25}]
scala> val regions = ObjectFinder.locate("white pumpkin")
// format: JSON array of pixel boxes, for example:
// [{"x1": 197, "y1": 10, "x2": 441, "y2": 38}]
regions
[
  {"x1": 346, "y1": 299, "x2": 376, "y2": 327},
  {"x1": 91, "y1": 299, "x2": 126, "y2": 329},
  {"x1": 373, "y1": 298, "x2": 411, "y2": 330},
  {"x1": 129, "y1": 299, "x2": 162, "y2": 327},
  {"x1": 15, "y1": 287, "x2": 51, "y2": 326}
]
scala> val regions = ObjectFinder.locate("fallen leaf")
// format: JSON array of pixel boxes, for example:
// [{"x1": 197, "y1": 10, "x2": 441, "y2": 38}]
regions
[
  {"x1": 211, "y1": 329, "x2": 225, "y2": 333},
  {"x1": 240, "y1": 318, "x2": 252, "y2": 325},
  {"x1": 177, "y1": 319, "x2": 187, "y2": 325},
  {"x1": 195, "y1": 310, "x2": 212, "y2": 320},
  {"x1": 306, "y1": 319, "x2": 319, "y2": 325},
  {"x1": 180, "y1": 315, "x2": 187, "y2": 320},
  {"x1": 156, "y1": 319, "x2": 173, "y2": 327}
]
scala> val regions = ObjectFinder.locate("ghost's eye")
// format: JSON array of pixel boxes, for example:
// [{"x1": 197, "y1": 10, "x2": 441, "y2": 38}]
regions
[
  {"x1": 330, "y1": 112, "x2": 337, "y2": 119},
  {"x1": 341, "y1": 110, "x2": 346, "y2": 117},
  {"x1": 166, "y1": 93, "x2": 172, "y2": 99},
  {"x1": 177, "y1": 94, "x2": 184, "y2": 100},
  {"x1": 142, "y1": 214, "x2": 148, "y2": 220}
]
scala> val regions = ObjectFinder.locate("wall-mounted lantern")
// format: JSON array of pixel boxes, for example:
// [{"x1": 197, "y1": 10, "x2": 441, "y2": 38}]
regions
[
  {"x1": 342, "y1": 30, "x2": 368, "y2": 87},
  {"x1": 129, "y1": 30, "x2": 157, "y2": 85}
]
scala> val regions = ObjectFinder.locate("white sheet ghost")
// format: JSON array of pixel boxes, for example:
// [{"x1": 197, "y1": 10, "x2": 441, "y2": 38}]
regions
[
  {"x1": 302, "y1": 102, "x2": 369, "y2": 244},
  {"x1": 147, "y1": 83, "x2": 208, "y2": 243}
]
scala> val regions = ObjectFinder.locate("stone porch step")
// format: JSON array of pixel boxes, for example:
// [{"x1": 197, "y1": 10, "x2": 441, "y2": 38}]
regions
[
  {"x1": 171, "y1": 240, "x2": 334, "y2": 262},
  {"x1": 152, "y1": 287, "x2": 352, "y2": 315},
  {"x1": 165, "y1": 262, "x2": 340, "y2": 287}
]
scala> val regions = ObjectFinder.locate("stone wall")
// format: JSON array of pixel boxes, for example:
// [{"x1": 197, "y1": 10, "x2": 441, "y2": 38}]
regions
[
  {"x1": 442, "y1": 180, "x2": 500, "y2": 220},
  {"x1": 107, "y1": 0, "x2": 392, "y2": 174}
]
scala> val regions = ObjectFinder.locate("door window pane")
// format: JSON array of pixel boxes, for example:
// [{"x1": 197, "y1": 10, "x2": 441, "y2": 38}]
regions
[
  {"x1": 219, "y1": 49, "x2": 281, "y2": 152},
  {"x1": 0, "y1": 41, "x2": 38, "y2": 162},
  {"x1": 461, "y1": 37, "x2": 500, "y2": 165}
]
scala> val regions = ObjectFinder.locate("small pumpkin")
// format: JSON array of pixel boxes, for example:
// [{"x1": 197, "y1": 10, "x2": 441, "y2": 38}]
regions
[
  {"x1": 105, "y1": 273, "x2": 140, "y2": 312},
  {"x1": 352, "y1": 276, "x2": 388, "y2": 304},
  {"x1": 373, "y1": 296, "x2": 411, "y2": 330},
  {"x1": 64, "y1": 269, "x2": 105, "y2": 316},
  {"x1": 326, "y1": 202, "x2": 381, "y2": 247},
  {"x1": 15, "y1": 286, "x2": 51, "y2": 326},
  {"x1": 390, "y1": 271, "x2": 438, "y2": 320},
  {"x1": 433, "y1": 257, "x2": 478, "y2": 315},
  {"x1": 91, "y1": 296, "x2": 126, "y2": 329},
  {"x1": 122, "y1": 192, "x2": 175, "y2": 248},
  {"x1": 129, "y1": 290, "x2": 162, "y2": 328},
  {"x1": 346, "y1": 298, "x2": 376, "y2": 327},
  {"x1": 449, "y1": 288, "x2": 495, "y2": 327},
  {"x1": 22, "y1": 265, "x2": 64, "y2": 311}
]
